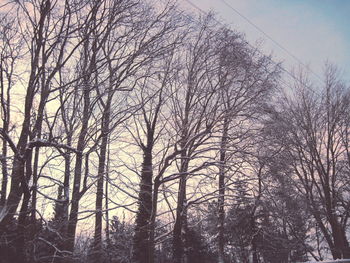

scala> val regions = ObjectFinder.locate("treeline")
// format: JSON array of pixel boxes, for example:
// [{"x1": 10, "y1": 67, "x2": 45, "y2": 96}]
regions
[{"x1": 0, "y1": 0, "x2": 349, "y2": 263}]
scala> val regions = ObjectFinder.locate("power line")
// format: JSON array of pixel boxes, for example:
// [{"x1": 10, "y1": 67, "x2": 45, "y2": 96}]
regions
[
  {"x1": 182, "y1": 0, "x2": 321, "y2": 95},
  {"x1": 219, "y1": 0, "x2": 324, "y2": 84}
]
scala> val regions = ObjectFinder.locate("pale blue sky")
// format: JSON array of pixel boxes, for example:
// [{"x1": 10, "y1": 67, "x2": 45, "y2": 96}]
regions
[{"x1": 180, "y1": 0, "x2": 350, "y2": 83}]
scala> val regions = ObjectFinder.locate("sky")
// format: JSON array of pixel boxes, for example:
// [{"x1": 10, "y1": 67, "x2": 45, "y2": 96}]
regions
[{"x1": 179, "y1": 0, "x2": 350, "y2": 84}]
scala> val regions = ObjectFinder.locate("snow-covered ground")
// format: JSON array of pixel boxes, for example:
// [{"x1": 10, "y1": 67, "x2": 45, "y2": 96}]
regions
[{"x1": 305, "y1": 260, "x2": 350, "y2": 263}]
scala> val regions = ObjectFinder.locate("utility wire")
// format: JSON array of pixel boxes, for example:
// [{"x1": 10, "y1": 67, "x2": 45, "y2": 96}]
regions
[
  {"x1": 183, "y1": 0, "x2": 321, "y2": 95},
  {"x1": 220, "y1": 0, "x2": 324, "y2": 84}
]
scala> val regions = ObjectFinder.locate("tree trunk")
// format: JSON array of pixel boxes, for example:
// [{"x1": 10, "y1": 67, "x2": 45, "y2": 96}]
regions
[
  {"x1": 63, "y1": 135, "x2": 72, "y2": 231},
  {"x1": 0, "y1": 56, "x2": 10, "y2": 207},
  {"x1": 0, "y1": 139, "x2": 8, "y2": 207},
  {"x1": 218, "y1": 117, "x2": 228, "y2": 263},
  {"x1": 329, "y1": 215, "x2": 350, "y2": 259},
  {"x1": 149, "y1": 180, "x2": 160, "y2": 263},
  {"x1": 0, "y1": 138, "x2": 8, "y2": 207},
  {"x1": 0, "y1": 92, "x2": 34, "y2": 226},
  {"x1": 66, "y1": 126, "x2": 89, "y2": 255},
  {"x1": 14, "y1": 152, "x2": 33, "y2": 263},
  {"x1": 173, "y1": 154, "x2": 189, "y2": 263},
  {"x1": 29, "y1": 135, "x2": 42, "y2": 262},
  {"x1": 30, "y1": 145, "x2": 40, "y2": 223},
  {"x1": 251, "y1": 207, "x2": 260, "y2": 263},
  {"x1": 132, "y1": 148, "x2": 153, "y2": 263},
  {"x1": 54, "y1": 135, "x2": 72, "y2": 263},
  {"x1": 92, "y1": 106, "x2": 110, "y2": 262},
  {"x1": 66, "y1": 150, "x2": 86, "y2": 253},
  {"x1": 323, "y1": 181, "x2": 350, "y2": 259},
  {"x1": 105, "y1": 143, "x2": 111, "y2": 262},
  {"x1": 66, "y1": 50, "x2": 91, "y2": 254}
]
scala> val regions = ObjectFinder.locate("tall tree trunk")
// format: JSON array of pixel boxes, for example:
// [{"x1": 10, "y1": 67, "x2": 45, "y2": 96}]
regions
[
  {"x1": 63, "y1": 135, "x2": 72, "y2": 228},
  {"x1": 0, "y1": 82, "x2": 35, "y2": 226},
  {"x1": 30, "y1": 145, "x2": 40, "y2": 223},
  {"x1": 173, "y1": 153, "x2": 189, "y2": 263},
  {"x1": 0, "y1": 110, "x2": 32, "y2": 226},
  {"x1": 132, "y1": 83, "x2": 163, "y2": 263},
  {"x1": 105, "y1": 143, "x2": 111, "y2": 262},
  {"x1": 0, "y1": 57, "x2": 10, "y2": 207},
  {"x1": 92, "y1": 105, "x2": 110, "y2": 262},
  {"x1": 0, "y1": 84, "x2": 9, "y2": 206},
  {"x1": 251, "y1": 217, "x2": 259, "y2": 263},
  {"x1": 329, "y1": 215, "x2": 350, "y2": 259},
  {"x1": 54, "y1": 135, "x2": 72, "y2": 263},
  {"x1": 132, "y1": 147, "x2": 153, "y2": 263},
  {"x1": 66, "y1": 152, "x2": 86, "y2": 253},
  {"x1": 323, "y1": 181, "x2": 350, "y2": 259},
  {"x1": 66, "y1": 33, "x2": 93, "y2": 254},
  {"x1": 66, "y1": 93, "x2": 90, "y2": 254},
  {"x1": 218, "y1": 117, "x2": 228, "y2": 263},
  {"x1": 251, "y1": 163, "x2": 263, "y2": 263},
  {"x1": 29, "y1": 133, "x2": 42, "y2": 263},
  {"x1": 0, "y1": 138, "x2": 8, "y2": 207},
  {"x1": 149, "y1": 179, "x2": 160, "y2": 263},
  {"x1": 14, "y1": 152, "x2": 33, "y2": 263}
]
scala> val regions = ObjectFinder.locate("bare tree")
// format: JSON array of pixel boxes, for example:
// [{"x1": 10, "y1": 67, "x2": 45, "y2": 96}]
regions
[
  {"x1": 65, "y1": 1, "x2": 103, "y2": 255},
  {"x1": 213, "y1": 27, "x2": 279, "y2": 262},
  {"x1": 0, "y1": 1, "x2": 91, "y2": 262},
  {"x1": 268, "y1": 64, "x2": 350, "y2": 259},
  {"x1": 170, "y1": 15, "x2": 222, "y2": 263},
  {"x1": 130, "y1": 48, "x2": 180, "y2": 263},
  {"x1": 0, "y1": 15, "x2": 22, "y2": 207},
  {"x1": 2, "y1": 1, "x2": 345, "y2": 262},
  {"x1": 87, "y1": 2, "x2": 184, "y2": 262}
]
